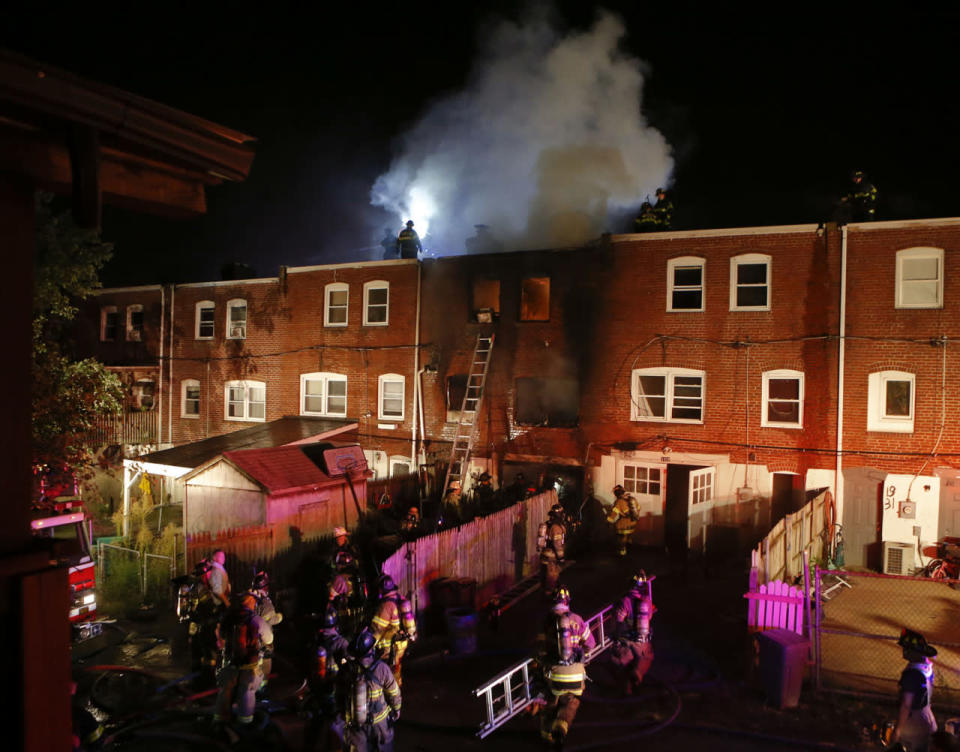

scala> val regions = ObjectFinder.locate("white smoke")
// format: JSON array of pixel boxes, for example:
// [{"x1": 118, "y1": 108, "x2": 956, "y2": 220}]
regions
[{"x1": 370, "y1": 8, "x2": 673, "y2": 253}]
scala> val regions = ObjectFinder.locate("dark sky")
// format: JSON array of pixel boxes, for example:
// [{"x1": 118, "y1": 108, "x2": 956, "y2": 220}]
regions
[{"x1": 2, "y1": 4, "x2": 959, "y2": 286}]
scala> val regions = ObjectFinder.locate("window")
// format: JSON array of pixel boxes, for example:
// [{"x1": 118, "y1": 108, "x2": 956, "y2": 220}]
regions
[
  {"x1": 126, "y1": 305, "x2": 144, "y2": 341},
  {"x1": 515, "y1": 377, "x2": 579, "y2": 426},
  {"x1": 446, "y1": 374, "x2": 468, "y2": 420},
  {"x1": 325, "y1": 283, "x2": 349, "y2": 326},
  {"x1": 301, "y1": 372, "x2": 347, "y2": 417},
  {"x1": 390, "y1": 456, "x2": 412, "y2": 477},
  {"x1": 224, "y1": 380, "x2": 265, "y2": 422},
  {"x1": 730, "y1": 253, "x2": 771, "y2": 311},
  {"x1": 868, "y1": 370, "x2": 915, "y2": 433},
  {"x1": 363, "y1": 281, "x2": 389, "y2": 325},
  {"x1": 667, "y1": 257, "x2": 705, "y2": 312},
  {"x1": 472, "y1": 279, "x2": 501, "y2": 321},
  {"x1": 182, "y1": 379, "x2": 200, "y2": 418},
  {"x1": 896, "y1": 247, "x2": 943, "y2": 309},
  {"x1": 621, "y1": 464, "x2": 662, "y2": 497},
  {"x1": 378, "y1": 373, "x2": 405, "y2": 420},
  {"x1": 631, "y1": 367, "x2": 704, "y2": 423},
  {"x1": 520, "y1": 276, "x2": 550, "y2": 321},
  {"x1": 762, "y1": 370, "x2": 804, "y2": 428},
  {"x1": 226, "y1": 299, "x2": 247, "y2": 339},
  {"x1": 100, "y1": 306, "x2": 118, "y2": 341},
  {"x1": 691, "y1": 469, "x2": 714, "y2": 505},
  {"x1": 195, "y1": 301, "x2": 215, "y2": 339}
]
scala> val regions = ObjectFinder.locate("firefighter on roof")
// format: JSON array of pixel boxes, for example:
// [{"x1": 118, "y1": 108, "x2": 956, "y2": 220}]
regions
[
  {"x1": 841, "y1": 170, "x2": 878, "y2": 221},
  {"x1": 302, "y1": 604, "x2": 350, "y2": 752},
  {"x1": 538, "y1": 503, "x2": 567, "y2": 599},
  {"x1": 611, "y1": 571, "x2": 656, "y2": 695},
  {"x1": 213, "y1": 592, "x2": 273, "y2": 729},
  {"x1": 338, "y1": 627, "x2": 402, "y2": 752},
  {"x1": 607, "y1": 485, "x2": 640, "y2": 556},
  {"x1": 652, "y1": 187, "x2": 674, "y2": 229},
  {"x1": 536, "y1": 587, "x2": 595, "y2": 750},
  {"x1": 369, "y1": 574, "x2": 417, "y2": 686},
  {"x1": 635, "y1": 201, "x2": 659, "y2": 232},
  {"x1": 396, "y1": 220, "x2": 422, "y2": 259}
]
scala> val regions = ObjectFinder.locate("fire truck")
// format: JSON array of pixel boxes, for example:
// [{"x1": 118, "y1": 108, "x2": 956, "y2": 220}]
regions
[{"x1": 31, "y1": 466, "x2": 99, "y2": 638}]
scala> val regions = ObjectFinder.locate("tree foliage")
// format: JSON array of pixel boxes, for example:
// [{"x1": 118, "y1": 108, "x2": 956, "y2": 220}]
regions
[{"x1": 32, "y1": 194, "x2": 124, "y2": 473}]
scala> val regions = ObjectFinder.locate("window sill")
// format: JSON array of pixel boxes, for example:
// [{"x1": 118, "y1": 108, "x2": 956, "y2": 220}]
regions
[
  {"x1": 225, "y1": 416, "x2": 265, "y2": 423},
  {"x1": 181, "y1": 415, "x2": 200, "y2": 420},
  {"x1": 300, "y1": 411, "x2": 348, "y2": 419},
  {"x1": 631, "y1": 417, "x2": 704, "y2": 425},
  {"x1": 363, "y1": 322, "x2": 389, "y2": 327},
  {"x1": 761, "y1": 423, "x2": 803, "y2": 430}
]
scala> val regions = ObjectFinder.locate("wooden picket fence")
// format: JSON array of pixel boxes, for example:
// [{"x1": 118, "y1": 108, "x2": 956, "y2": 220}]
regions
[
  {"x1": 744, "y1": 578, "x2": 806, "y2": 635},
  {"x1": 751, "y1": 490, "x2": 830, "y2": 586},
  {"x1": 186, "y1": 524, "x2": 276, "y2": 586}
]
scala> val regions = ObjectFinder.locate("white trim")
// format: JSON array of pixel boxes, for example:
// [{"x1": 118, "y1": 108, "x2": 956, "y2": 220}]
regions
[
  {"x1": 631, "y1": 367, "x2": 705, "y2": 424},
  {"x1": 610, "y1": 223, "x2": 822, "y2": 242},
  {"x1": 174, "y1": 277, "x2": 277, "y2": 289},
  {"x1": 125, "y1": 304, "x2": 144, "y2": 341},
  {"x1": 287, "y1": 259, "x2": 419, "y2": 274},
  {"x1": 895, "y1": 247, "x2": 943, "y2": 309},
  {"x1": 844, "y1": 217, "x2": 960, "y2": 232},
  {"x1": 195, "y1": 300, "x2": 215, "y2": 340},
  {"x1": 100, "y1": 305, "x2": 118, "y2": 341},
  {"x1": 224, "y1": 379, "x2": 266, "y2": 422},
  {"x1": 378, "y1": 373, "x2": 405, "y2": 421},
  {"x1": 666, "y1": 256, "x2": 705, "y2": 312},
  {"x1": 867, "y1": 371, "x2": 915, "y2": 433},
  {"x1": 729, "y1": 253, "x2": 772, "y2": 311},
  {"x1": 181, "y1": 379, "x2": 201, "y2": 419},
  {"x1": 363, "y1": 280, "x2": 389, "y2": 326},
  {"x1": 324, "y1": 282, "x2": 349, "y2": 327},
  {"x1": 226, "y1": 298, "x2": 247, "y2": 339},
  {"x1": 761, "y1": 369, "x2": 804, "y2": 429},
  {"x1": 389, "y1": 455, "x2": 413, "y2": 477},
  {"x1": 300, "y1": 372, "x2": 348, "y2": 417}
]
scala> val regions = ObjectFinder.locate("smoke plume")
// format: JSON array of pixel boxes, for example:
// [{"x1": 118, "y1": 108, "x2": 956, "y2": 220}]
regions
[{"x1": 370, "y1": 8, "x2": 673, "y2": 253}]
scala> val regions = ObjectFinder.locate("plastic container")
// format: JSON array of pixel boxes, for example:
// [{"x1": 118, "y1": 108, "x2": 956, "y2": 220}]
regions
[
  {"x1": 756, "y1": 628, "x2": 808, "y2": 709},
  {"x1": 445, "y1": 607, "x2": 478, "y2": 655}
]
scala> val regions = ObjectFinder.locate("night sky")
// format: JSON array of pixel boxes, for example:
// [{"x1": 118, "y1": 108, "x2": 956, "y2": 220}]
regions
[{"x1": 2, "y1": 4, "x2": 958, "y2": 287}]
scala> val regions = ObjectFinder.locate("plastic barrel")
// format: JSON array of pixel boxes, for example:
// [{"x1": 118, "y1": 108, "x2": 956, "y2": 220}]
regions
[{"x1": 445, "y1": 607, "x2": 478, "y2": 655}]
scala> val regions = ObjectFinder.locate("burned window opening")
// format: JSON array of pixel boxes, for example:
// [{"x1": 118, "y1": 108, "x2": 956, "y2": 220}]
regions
[
  {"x1": 515, "y1": 378, "x2": 578, "y2": 427},
  {"x1": 520, "y1": 276, "x2": 550, "y2": 321},
  {"x1": 472, "y1": 278, "x2": 501, "y2": 322}
]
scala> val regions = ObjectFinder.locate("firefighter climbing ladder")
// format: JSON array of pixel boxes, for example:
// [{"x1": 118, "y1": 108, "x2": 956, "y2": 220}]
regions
[
  {"x1": 473, "y1": 604, "x2": 615, "y2": 738},
  {"x1": 442, "y1": 334, "x2": 495, "y2": 499}
]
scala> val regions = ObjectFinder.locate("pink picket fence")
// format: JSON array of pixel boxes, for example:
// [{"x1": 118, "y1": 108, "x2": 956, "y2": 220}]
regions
[{"x1": 744, "y1": 579, "x2": 806, "y2": 635}]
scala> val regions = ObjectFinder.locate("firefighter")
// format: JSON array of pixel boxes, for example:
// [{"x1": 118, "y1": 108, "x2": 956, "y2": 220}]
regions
[
  {"x1": 611, "y1": 571, "x2": 656, "y2": 695},
  {"x1": 338, "y1": 627, "x2": 402, "y2": 752},
  {"x1": 333, "y1": 526, "x2": 361, "y2": 578},
  {"x1": 213, "y1": 592, "x2": 273, "y2": 729},
  {"x1": 652, "y1": 187, "x2": 674, "y2": 229},
  {"x1": 203, "y1": 549, "x2": 231, "y2": 608},
  {"x1": 249, "y1": 571, "x2": 283, "y2": 693},
  {"x1": 536, "y1": 587, "x2": 595, "y2": 749},
  {"x1": 538, "y1": 503, "x2": 567, "y2": 599},
  {"x1": 303, "y1": 604, "x2": 350, "y2": 751},
  {"x1": 181, "y1": 557, "x2": 221, "y2": 689},
  {"x1": 396, "y1": 220, "x2": 422, "y2": 259},
  {"x1": 400, "y1": 505, "x2": 420, "y2": 539},
  {"x1": 606, "y1": 485, "x2": 639, "y2": 556},
  {"x1": 71, "y1": 680, "x2": 104, "y2": 751},
  {"x1": 369, "y1": 574, "x2": 417, "y2": 687},
  {"x1": 891, "y1": 628, "x2": 939, "y2": 751},
  {"x1": 634, "y1": 201, "x2": 659, "y2": 232},
  {"x1": 841, "y1": 170, "x2": 878, "y2": 222}
]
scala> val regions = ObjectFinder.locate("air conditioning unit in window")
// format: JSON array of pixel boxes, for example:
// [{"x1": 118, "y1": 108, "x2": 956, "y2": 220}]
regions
[
  {"x1": 882, "y1": 541, "x2": 914, "y2": 576},
  {"x1": 230, "y1": 325, "x2": 246, "y2": 338}
]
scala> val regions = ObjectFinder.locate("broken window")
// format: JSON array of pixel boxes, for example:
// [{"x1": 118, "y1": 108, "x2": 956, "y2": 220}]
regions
[
  {"x1": 472, "y1": 278, "x2": 500, "y2": 321},
  {"x1": 515, "y1": 377, "x2": 578, "y2": 426},
  {"x1": 101, "y1": 306, "x2": 118, "y2": 341},
  {"x1": 520, "y1": 276, "x2": 550, "y2": 321},
  {"x1": 446, "y1": 374, "x2": 468, "y2": 421},
  {"x1": 126, "y1": 305, "x2": 144, "y2": 341}
]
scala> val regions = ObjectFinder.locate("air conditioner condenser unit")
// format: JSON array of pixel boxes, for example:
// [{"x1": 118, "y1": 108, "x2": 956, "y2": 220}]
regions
[{"x1": 882, "y1": 541, "x2": 913, "y2": 576}]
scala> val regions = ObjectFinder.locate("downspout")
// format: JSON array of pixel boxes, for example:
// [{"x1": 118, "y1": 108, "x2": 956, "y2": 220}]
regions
[
  {"x1": 411, "y1": 262, "x2": 422, "y2": 467},
  {"x1": 836, "y1": 226, "x2": 848, "y2": 526},
  {"x1": 158, "y1": 285, "x2": 165, "y2": 448},
  {"x1": 168, "y1": 285, "x2": 175, "y2": 444}
]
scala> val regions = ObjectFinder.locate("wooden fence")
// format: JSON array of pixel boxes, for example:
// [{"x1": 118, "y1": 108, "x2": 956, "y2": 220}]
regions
[
  {"x1": 750, "y1": 490, "x2": 830, "y2": 586},
  {"x1": 186, "y1": 524, "x2": 277, "y2": 587},
  {"x1": 380, "y1": 489, "x2": 557, "y2": 616},
  {"x1": 744, "y1": 579, "x2": 807, "y2": 634},
  {"x1": 87, "y1": 411, "x2": 158, "y2": 446}
]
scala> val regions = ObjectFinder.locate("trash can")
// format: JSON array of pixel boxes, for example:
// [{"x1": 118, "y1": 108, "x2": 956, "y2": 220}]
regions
[
  {"x1": 756, "y1": 628, "x2": 808, "y2": 709},
  {"x1": 445, "y1": 607, "x2": 478, "y2": 655}
]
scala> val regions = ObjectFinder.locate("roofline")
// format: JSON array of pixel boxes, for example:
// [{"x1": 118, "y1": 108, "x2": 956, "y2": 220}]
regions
[
  {"x1": 93, "y1": 285, "x2": 163, "y2": 295},
  {"x1": 609, "y1": 223, "x2": 822, "y2": 242},
  {"x1": 174, "y1": 277, "x2": 278, "y2": 289},
  {"x1": 844, "y1": 217, "x2": 960, "y2": 232},
  {"x1": 287, "y1": 259, "x2": 419, "y2": 275}
]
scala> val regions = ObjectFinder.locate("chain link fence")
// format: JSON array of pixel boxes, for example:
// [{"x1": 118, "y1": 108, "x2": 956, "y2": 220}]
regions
[
  {"x1": 815, "y1": 568, "x2": 960, "y2": 706},
  {"x1": 98, "y1": 543, "x2": 176, "y2": 613}
]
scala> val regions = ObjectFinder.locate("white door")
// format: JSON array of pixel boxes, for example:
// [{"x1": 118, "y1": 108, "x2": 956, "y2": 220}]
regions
[{"x1": 687, "y1": 467, "x2": 716, "y2": 549}]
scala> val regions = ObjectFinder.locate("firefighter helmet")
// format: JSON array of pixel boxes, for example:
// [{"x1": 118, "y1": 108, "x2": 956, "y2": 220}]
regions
[
  {"x1": 240, "y1": 592, "x2": 258, "y2": 611},
  {"x1": 333, "y1": 526, "x2": 348, "y2": 540},
  {"x1": 322, "y1": 604, "x2": 339, "y2": 630},
  {"x1": 552, "y1": 586, "x2": 571, "y2": 613},
  {"x1": 448, "y1": 480, "x2": 461, "y2": 492},
  {"x1": 851, "y1": 169, "x2": 865, "y2": 181},
  {"x1": 549, "y1": 503, "x2": 565, "y2": 521},
  {"x1": 406, "y1": 220, "x2": 415, "y2": 228},
  {"x1": 632, "y1": 571, "x2": 650, "y2": 594},
  {"x1": 898, "y1": 628, "x2": 937, "y2": 657},
  {"x1": 252, "y1": 571, "x2": 269, "y2": 591},
  {"x1": 377, "y1": 574, "x2": 398, "y2": 597},
  {"x1": 350, "y1": 627, "x2": 377, "y2": 659},
  {"x1": 613, "y1": 484, "x2": 625, "y2": 498}
]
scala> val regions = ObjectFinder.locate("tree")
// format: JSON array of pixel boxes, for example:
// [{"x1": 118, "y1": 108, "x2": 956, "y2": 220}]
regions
[{"x1": 32, "y1": 194, "x2": 124, "y2": 476}]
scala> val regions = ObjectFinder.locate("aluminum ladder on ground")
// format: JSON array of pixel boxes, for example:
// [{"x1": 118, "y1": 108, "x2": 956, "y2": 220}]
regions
[
  {"x1": 442, "y1": 333, "x2": 495, "y2": 498},
  {"x1": 473, "y1": 603, "x2": 615, "y2": 738}
]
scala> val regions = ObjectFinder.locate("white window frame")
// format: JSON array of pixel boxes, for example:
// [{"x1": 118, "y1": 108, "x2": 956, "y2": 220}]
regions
[
  {"x1": 324, "y1": 282, "x2": 349, "y2": 327},
  {"x1": 224, "y1": 379, "x2": 266, "y2": 422},
  {"x1": 181, "y1": 379, "x2": 201, "y2": 419},
  {"x1": 126, "y1": 304, "x2": 144, "y2": 341},
  {"x1": 631, "y1": 367, "x2": 705, "y2": 424},
  {"x1": 867, "y1": 370, "x2": 915, "y2": 433},
  {"x1": 300, "y1": 372, "x2": 348, "y2": 417},
  {"x1": 666, "y1": 256, "x2": 705, "y2": 312},
  {"x1": 896, "y1": 247, "x2": 943, "y2": 309},
  {"x1": 389, "y1": 455, "x2": 412, "y2": 477},
  {"x1": 729, "y1": 253, "x2": 771, "y2": 311},
  {"x1": 226, "y1": 298, "x2": 247, "y2": 340},
  {"x1": 363, "y1": 280, "x2": 389, "y2": 326},
  {"x1": 100, "y1": 305, "x2": 118, "y2": 341},
  {"x1": 195, "y1": 300, "x2": 215, "y2": 340},
  {"x1": 378, "y1": 373, "x2": 405, "y2": 421},
  {"x1": 761, "y1": 369, "x2": 804, "y2": 429},
  {"x1": 619, "y1": 462, "x2": 664, "y2": 502}
]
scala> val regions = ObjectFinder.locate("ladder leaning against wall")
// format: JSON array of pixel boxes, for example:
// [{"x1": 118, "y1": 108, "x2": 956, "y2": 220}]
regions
[{"x1": 441, "y1": 334, "x2": 495, "y2": 499}]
